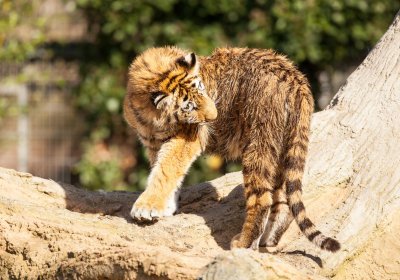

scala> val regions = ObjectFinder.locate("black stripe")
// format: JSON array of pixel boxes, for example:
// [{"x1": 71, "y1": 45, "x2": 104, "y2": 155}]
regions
[
  {"x1": 267, "y1": 143, "x2": 279, "y2": 159},
  {"x1": 243, "y1": 167, "x2": 274, "y2": 184},
  {"x1": 298, "y1": 218, "x2": 313, "y2": 232},
  {"x1": 139, "y1": 76, "x2": 154, "y2": 81},
  {"x1": 169, "y1": 84, "x2": 179, "y2": 94},
  {"x1": 271, "y1": 201, "x2": 287, "y2": 209},
  {"x1": 157, "y1": 70, "x2": 171, "y2": 84},
  {"x1": 285, "y1": 156, "x2": 305, "y2": 171},
  {"x1": 180, "y1": 87, "x2": 188, "y2": 97},
  {"x1": 262, "y1": 57, "x2": 279, "y2": 66},
  {"x1": 242, "y1": 165, "x2": 253, "y2": 175},
  {"x1": 147, "y1": 145, "x2": 159, "y2": 152},
  {"x1": 291, "y1": 202, "x2": 305, "y2": 217},
  {"x1": 173, "y1": 112, "x2": 179, "y2": 122},
  {"x1": 137, "y1": 130, "x2": 172, "y2": 144},
  {"x1": 277, "y1": 61, "x2": 287, "y2": 69},
  {"x1": 132, "y1": 108, "x2": 148, "y2": 126},
  {"x1": 320, "y1": 238, "x2": 331, "y2": 249},
  {"x1": 307, "y1": 230, "x2": 321, "y2": 242},
  {"x1": 296, "y1": 87, "x2": 303, "y2": 108},
  {"x1": 127, "y1": 97, "x2": 148, "y2": 126},
  {"x1": 280, "y1": 71, "x2": 289, "y2": 83},
  {"x1": 241, "y1": 48, "x2": 254, "y2": 58},
  {"x1": 245, "y1": 187, "x2": 273, "y2": 198},
  {"x1": 286, "y1": 179, "x2": 302, "y2": 195},
  {"x1": 159, "y1": 135, "x2": 172, "y2": 143},
  {"x1": 151, "y1": 135, "x2": 172, "y2": 143},
  {"x1": 320, "y1": 238, "x2": 340, "y2": 252},
  {"x1": 142, "y1": 60, "x2": 158, "y2": 75},
  {"x1": 167, "y1": 72, "x2": 188, "y2": 91},
  {"x1": 151, "y1": 92, "x2": 167, "y2": 107},
  {"x1": 165, "y1": 71, "x2": 184, "y2": 89},
  {"x1": 136, "y1": 131, "x2": 149, "y2": 141},
  {"x1": 294, "y1": 76, "x2": 305, "y2": 85}
]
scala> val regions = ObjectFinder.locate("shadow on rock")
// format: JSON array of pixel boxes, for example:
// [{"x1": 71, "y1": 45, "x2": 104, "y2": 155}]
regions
[
  {"x1": 60, "y1": 182, "x2": 139, "y2": 222},
  {"x1": 178, "y1": 181, "x2": 246, "y2": 250}
]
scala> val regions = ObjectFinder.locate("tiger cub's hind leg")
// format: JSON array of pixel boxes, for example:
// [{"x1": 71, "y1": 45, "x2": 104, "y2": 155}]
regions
[
  {"x1": 259, "y1": 186, "x2": 294, "y2": 247},
  {"x1": 231, "y1": 147, "x2": 278, "y2": 250}
]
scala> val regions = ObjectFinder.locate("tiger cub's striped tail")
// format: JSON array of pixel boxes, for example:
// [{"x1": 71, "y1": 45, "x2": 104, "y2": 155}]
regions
[{"x1": 284, "y1": 84, "x2": 340, "y2": 252}]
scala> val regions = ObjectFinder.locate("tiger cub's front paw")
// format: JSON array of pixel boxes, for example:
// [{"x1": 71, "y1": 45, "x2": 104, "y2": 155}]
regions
[{"x1": 130, "y1": 189, "x2": 179, "y2": 221}]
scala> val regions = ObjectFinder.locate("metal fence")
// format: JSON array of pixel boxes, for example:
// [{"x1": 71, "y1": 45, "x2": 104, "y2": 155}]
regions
[{"x1": 0, "y1": 62, "x2": 83, "y2": 184}]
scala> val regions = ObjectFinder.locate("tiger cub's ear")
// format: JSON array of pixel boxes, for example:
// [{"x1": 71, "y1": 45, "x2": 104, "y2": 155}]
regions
[{"x1": 176, "y1": 53, "x2": 199, "y2": 75}]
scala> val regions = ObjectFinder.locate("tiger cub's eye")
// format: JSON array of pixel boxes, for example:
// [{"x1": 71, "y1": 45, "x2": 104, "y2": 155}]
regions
[
  {"x1": 198, "y1": 81, "x2": 205, "y2": 91},
  {"x1": 194, "y1": 80, "x2": 205, "y2": 91},
  {"x1": 182, "y1": 101, "x2": 195, "y2": 112}
]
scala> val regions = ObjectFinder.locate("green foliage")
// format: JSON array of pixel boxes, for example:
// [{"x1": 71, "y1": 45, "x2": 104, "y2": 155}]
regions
[
  {"x1": 72, "y1": 0, "x2": 399, "y2": 190},
  {"x1": 0, "y1": 1, "x2": 46, "y2": 124},
  {"x1": 0, "y1": 97, "x2": 20, "y2": 124},
  {"x1": 75, "y1": 66, "x2": 125, "y2": 132},
  {"x1": 74, "y1": 141, "x2": 126, "y2": 190},
  {"x1": 76, "y1": 0, "x2": 398, "y2": 62},
  {"x1": 0, "y1": 1, "x2": 46, "y2": 62}
]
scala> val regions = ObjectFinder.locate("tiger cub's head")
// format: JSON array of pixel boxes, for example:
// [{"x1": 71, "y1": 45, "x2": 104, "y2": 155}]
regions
[{"x1": 127, "y1": 46, "x2": 217, "y2": 126}]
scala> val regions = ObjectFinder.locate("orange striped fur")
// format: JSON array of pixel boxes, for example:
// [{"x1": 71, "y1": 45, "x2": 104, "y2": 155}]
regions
[{"x1": 124, "y1": 46, "x2": 340, "y2": 252}]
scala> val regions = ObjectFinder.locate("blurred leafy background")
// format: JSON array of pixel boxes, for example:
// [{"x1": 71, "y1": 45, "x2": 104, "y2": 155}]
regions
[{"x1": 0, "y1": 0, "x2": 398, "y2": 191}]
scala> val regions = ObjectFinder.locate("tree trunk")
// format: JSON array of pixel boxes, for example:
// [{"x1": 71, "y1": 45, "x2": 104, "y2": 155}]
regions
[{"x1": 1, "y1": 11, "x2": 400, "y2": 280}]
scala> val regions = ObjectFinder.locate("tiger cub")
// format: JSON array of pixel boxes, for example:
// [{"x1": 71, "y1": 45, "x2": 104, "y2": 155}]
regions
[{"x1": 124, "y1": 46, "x2": 340, "y2": 252}]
